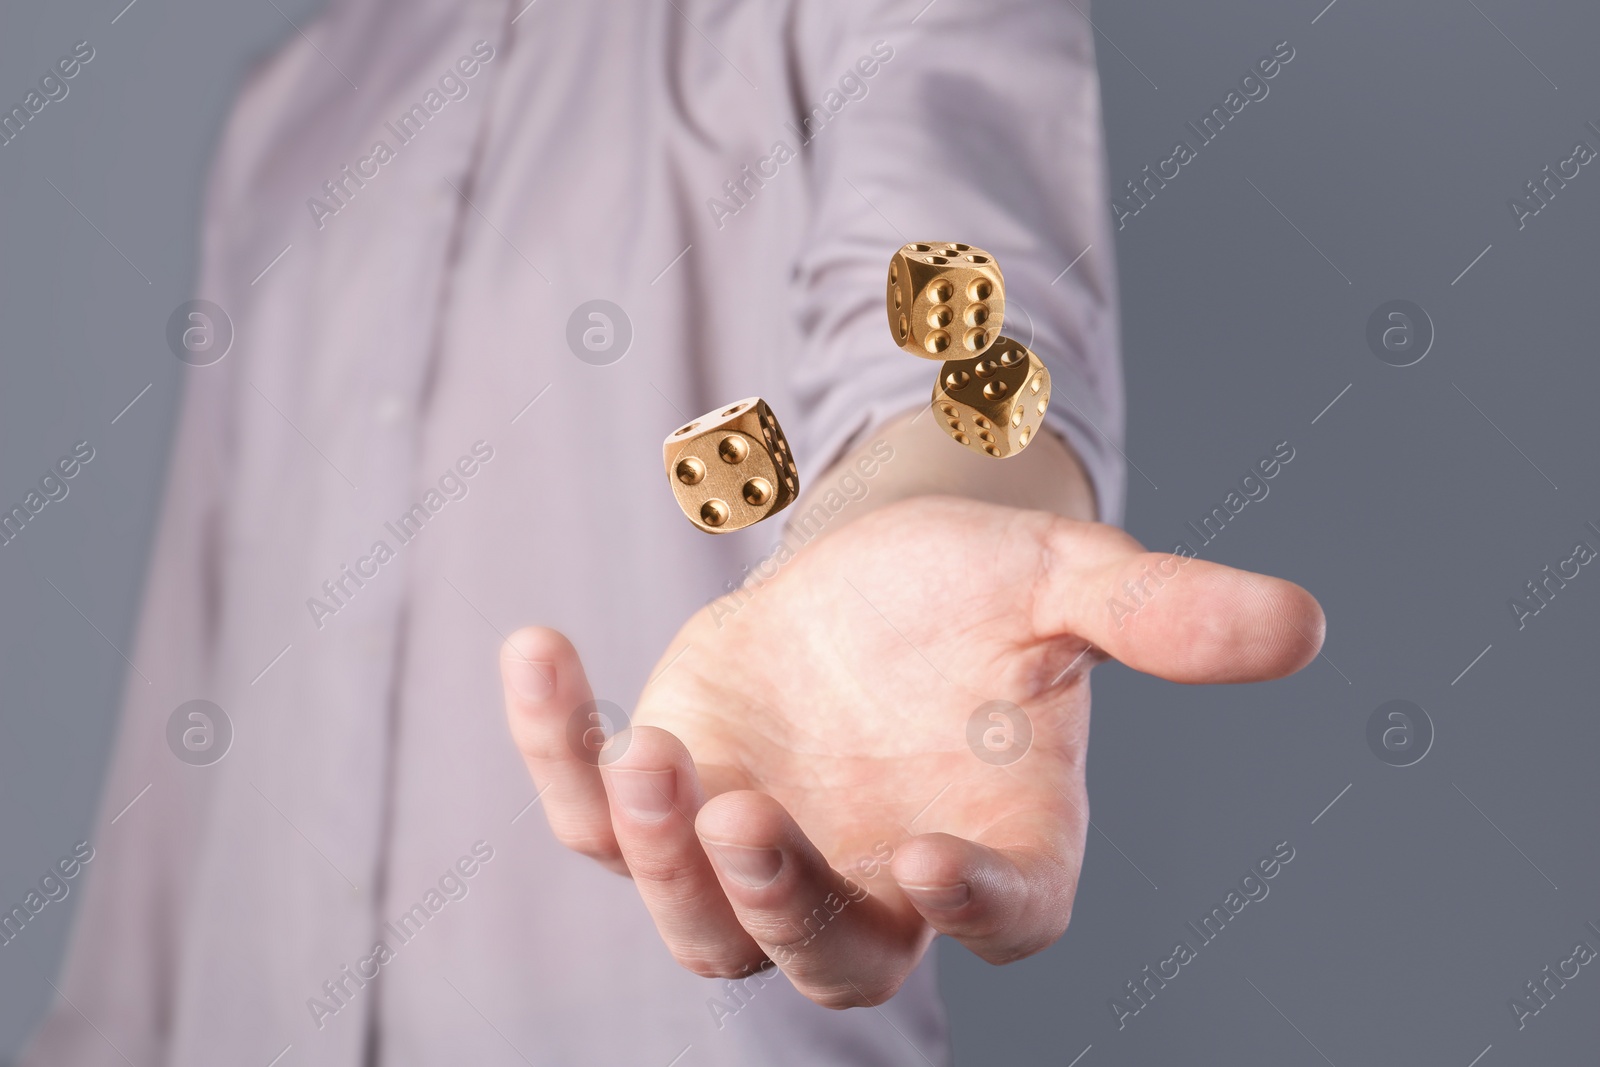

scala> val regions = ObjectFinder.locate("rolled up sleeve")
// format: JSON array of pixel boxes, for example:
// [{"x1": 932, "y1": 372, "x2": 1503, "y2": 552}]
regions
[{"x1": 788, "y1": 0, "x2": 1125, "y2": 523}]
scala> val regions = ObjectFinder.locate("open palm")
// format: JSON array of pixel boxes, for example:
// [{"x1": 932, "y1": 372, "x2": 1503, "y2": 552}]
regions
[{"x1": 502, "y1": 497, "x2": 1323, "y2": 1007}]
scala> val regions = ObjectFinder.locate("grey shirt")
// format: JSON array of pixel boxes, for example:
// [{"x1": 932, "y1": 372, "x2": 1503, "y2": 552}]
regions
[{"x1": 23, "y1": 0, "x2": 1121, "y2": 1062}]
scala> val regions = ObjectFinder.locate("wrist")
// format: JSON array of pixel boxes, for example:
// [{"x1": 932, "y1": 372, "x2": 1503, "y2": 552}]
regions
[{"x1": 787, "y1": 409, "x2": 1097, "y2": 545}]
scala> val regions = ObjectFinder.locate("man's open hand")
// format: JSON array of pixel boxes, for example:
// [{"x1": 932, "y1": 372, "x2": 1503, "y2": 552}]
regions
[{"x1": 501, "y1": 496, "x2": 1323, "y2": 1008}]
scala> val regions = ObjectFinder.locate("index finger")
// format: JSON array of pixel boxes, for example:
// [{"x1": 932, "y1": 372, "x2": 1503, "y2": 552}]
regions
[{"x1": 501, "y1": 627, "x2": 623, "y2": 870}]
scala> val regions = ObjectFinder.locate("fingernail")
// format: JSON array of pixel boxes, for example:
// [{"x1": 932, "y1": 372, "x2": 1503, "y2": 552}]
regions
[
  {"x1": 506, "y1": 656, "x2": 554, "y2": 702},
  {"x1": 707, "y1": 843, "x2": 783, "y2": 889},
  {"x1": 901, "y1": 882, "x2": 970, "y2": 911},
  {"x1": 607, "y1": 768, "x2": 675, "y2": 822}
]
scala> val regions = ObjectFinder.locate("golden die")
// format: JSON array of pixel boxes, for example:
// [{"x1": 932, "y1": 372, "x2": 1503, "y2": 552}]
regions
[
  {"x1": 932, "y1": 337, "x2": 1051, "y2": 458},
  {"x1": 886, "y1": 241, "x2": 1005, "y2": 360},
  {"x1": 663, "y1": 398, "x2": 798, "y2": 533}
]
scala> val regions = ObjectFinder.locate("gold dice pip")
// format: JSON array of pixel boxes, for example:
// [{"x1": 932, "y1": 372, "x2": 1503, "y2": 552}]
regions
[
  {"x1": 664, "y1": 398, "x2": 798, "y2": 533},
  {"x1": 886, "y1": 242, "x2": 1005, "y2": 360},
  {"x1": 932, "y1": 337, "x2": 1051, "y2": 458}
]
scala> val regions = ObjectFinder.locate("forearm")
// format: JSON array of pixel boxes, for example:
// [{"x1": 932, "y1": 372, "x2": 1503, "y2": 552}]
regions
[{"x1": 791, "y1": 409, "x2": 1098, "y2": 543}]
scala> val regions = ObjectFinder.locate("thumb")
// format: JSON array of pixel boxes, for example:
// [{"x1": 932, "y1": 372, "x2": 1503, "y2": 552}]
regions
[{"x1": 1035, "y1": 523, "x2": 1326, "y2": 684}]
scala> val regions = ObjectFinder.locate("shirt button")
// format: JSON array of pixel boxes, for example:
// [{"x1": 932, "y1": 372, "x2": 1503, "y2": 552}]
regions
[{"x1": 373, "y1": 395, "x2": 405, "y2": 425}]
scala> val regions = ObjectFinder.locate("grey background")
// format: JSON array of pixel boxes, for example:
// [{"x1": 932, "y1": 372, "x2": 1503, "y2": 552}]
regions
[{"x1": 2, "y1": 0, "x2": 1596, "y2": 1063}]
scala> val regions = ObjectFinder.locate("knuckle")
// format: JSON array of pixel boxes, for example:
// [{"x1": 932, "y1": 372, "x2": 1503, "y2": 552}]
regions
[
  {"x1": 622, "y1": 847, "x2": 702, "y2": 888},
  {"x1": 508, "y1": 718, "x2": 564, "y2": 763},
  {"x1": 746, "y1": 897, "x2": 854, "y2": 954},
  {"x1": 756, "y1": 919, "x2": 815, "y2": 954}
]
